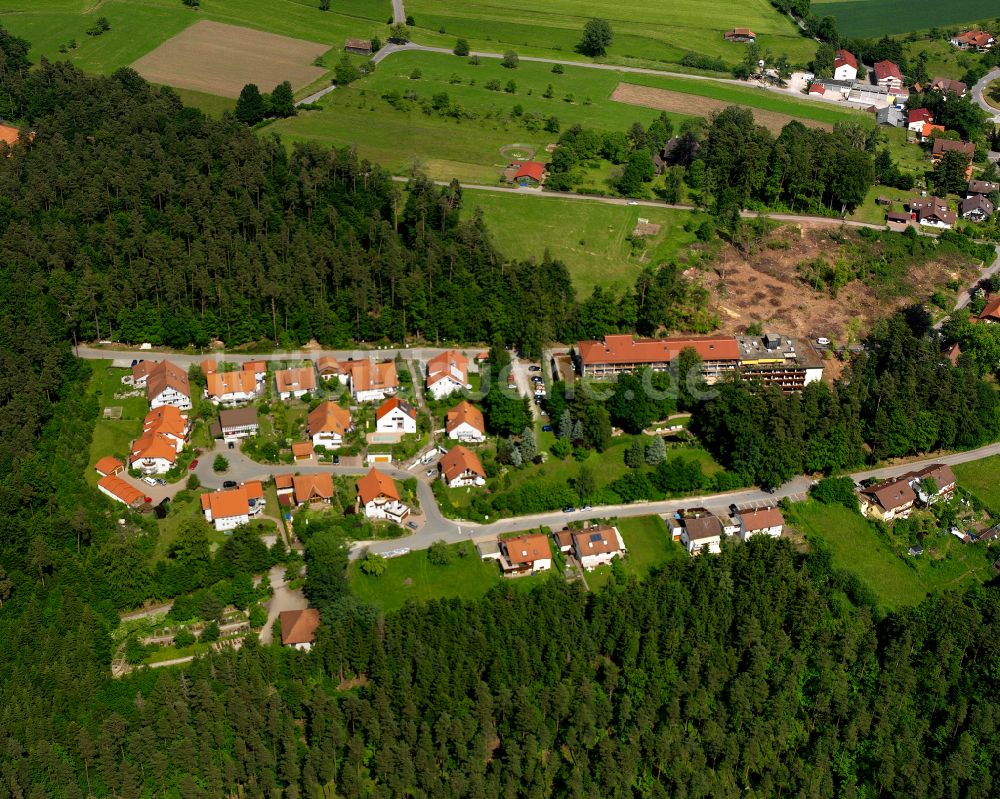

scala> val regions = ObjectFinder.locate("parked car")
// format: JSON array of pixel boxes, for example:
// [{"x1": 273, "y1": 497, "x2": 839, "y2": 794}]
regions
[
  {"x1": 581, "y1": 505, "x2": 592, "y2": 511},
  {"x1": 156, "y1": 479, "x2": 166, "y2": 486},
  {"x1": 223, "y1": 480, "x2": 237, "y2": 489},
  {"x1": 542, "y1": 424, "x2": 553, "y2": 432},
  {"x1": 816, "y1": 337, "x2": 831, "y2": 346},
  {"x1": 528, "y1": 365, "x2": 541, "y2": 372},
  {"x1": 426, "y1": 469, "x2": 435, "y2": 477},
  {"x1": 142, "y1": 476, "x2": 157, "y2": 487},
  {"x1": 188, "y1": 459, "x2": 198, "y2": 470},
  {"x1": 332, "y1": 455, "x2": 340, "y2": 465},
  {"x1": 407, "y1": 521, "x2": 419, "y2": 530},
  {"x1": 562, "y1": 506, "x2": 576, "y2": 513}
]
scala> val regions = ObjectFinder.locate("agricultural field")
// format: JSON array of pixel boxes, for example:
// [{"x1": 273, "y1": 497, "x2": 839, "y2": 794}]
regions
[
  {"x1": 813, "y1": 0, "x2": 1000, "y2": 39},
  {"x1": 788, "y1": 500, "x2": 995, "y2": 611},
  {"x1": 132, "y1": 20, "x2": 328, "y2": 98},
  {"x1": 406, "y1": 0, "x2": 816, "y2": 69},
  {"x1": 0, "y1": 0, "x2": 388, "y2": 84},
  {"x1": 267, "y1": 50, "x2": 866, "y2": 184},
  {"x1": 461, "y1": 190, "x2": 709, "y2": 293}
]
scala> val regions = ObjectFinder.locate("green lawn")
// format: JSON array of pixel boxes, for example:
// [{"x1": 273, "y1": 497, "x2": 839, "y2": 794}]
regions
[
  {"x1": 902, "y1": 38, "x2": 984, "y2": 83},
  {"x1": 406, "y1": 0, "x2": 816, "y2": 69},
  {"x1": 1, "y1": 0, "x2": 390, "y2": 77},
  {"x1": 462, "y1": 190, "x2": 708, "y2": 294},
  {"x1": 348, "y1": 539, "x2": 555, "y2": 612},
  {"x1": 813, "y1": 0, "x2": 999, "y2": 38},
  {"x1": 267, "y1": 50, "x2": 866, "y2": 185},
  {"x1": 85, "y1": 361, "x2": 147, "y2": 484},
  {"x1": 152, "y1": 490, "x2": 231, "y2": 561},
  {"x1": 954, "y1": 456, "x2": 1000, "y2": 515},
  {"x1": 586, "y1": 515, "x2": 686, "y2": 591},
  {"x1": 788, "y1": 500, "x2": 994, "y2": 611}
]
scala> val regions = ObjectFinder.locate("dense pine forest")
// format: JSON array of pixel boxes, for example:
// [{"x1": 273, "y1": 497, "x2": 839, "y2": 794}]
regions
[{"x1": 2, "y1": 29, "x2": 1000, "y2": 799}]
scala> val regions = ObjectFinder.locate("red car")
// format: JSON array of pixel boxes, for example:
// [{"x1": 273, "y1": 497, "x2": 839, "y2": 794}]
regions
[{"x1": 188, "y1": 459, "x2": 199, "y2": 470}]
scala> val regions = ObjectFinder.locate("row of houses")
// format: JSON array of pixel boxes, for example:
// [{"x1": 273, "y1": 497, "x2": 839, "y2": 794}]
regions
[
  {"x1": 574, "y1": 332, "x2": 824, "y2": 391},
  {"x1": 668, "y1": 506, "x2": 785, "y2": 555},
  {"x1": 890, "y1": 181, "x2": 995, "y2": 230},
  {"x1": 480, "y1": 524, "x2": 628, "y2": 574}
]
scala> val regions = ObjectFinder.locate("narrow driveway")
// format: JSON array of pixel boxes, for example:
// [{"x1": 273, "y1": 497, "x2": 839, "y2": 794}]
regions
[
  {"x1": 935, "y1": 244, "x2": 1000, "y2": 329},
  {"x1": 391, "y1": 0, "x2": 405, "y2": 24},
  {"x1": 258, "y1": 564, "x2": 307, "y2": 644},
  {"x1": 509, "y1": 351, "x2": 541, "y2": 422}
]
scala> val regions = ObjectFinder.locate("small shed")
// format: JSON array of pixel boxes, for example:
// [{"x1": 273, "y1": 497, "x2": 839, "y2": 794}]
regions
[{"x1": 345, "y1": 38, "x2": 372, "y2": 55}]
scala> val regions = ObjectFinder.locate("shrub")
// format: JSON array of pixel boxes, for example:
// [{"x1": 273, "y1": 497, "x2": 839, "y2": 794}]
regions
[
  {"x1": 200, "y1": 621, "x2": 220, "y2": 643},
  {"x1": 454, "y1": 38, "x2": 470, "y2": 56},
  {"x1": 428, "y1": 540, "x2": 453, "y2": 565},
  {"x1": 501, "y1": 50, "x2": 519, "y2": 69},
  {"x1": 248, "y1": 604, "x2": 267, "y2": 629},
  {"x1": 212, "y1": 455, "x2": 229, "y2": 472},
  {"x1": 173, "y1": 628, "x2": 196, "y2": 647},
  {"x1": 360, "y1": 552, "x2": 387, "y2": 576},
  {"x1": 186, "y1": 473, "x2": 201, "y2": 490},
  {"x1": 810, "y1": 477, "x2": 859, "y2": 511}
]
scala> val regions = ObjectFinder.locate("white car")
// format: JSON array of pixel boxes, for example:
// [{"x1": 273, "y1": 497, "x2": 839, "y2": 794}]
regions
[
  {"x1": 816, "y1": 337, "x2": 831, "y2": 346},
  {"x1": 142, "y1": 476, "x2": 158, "y2": 487}
]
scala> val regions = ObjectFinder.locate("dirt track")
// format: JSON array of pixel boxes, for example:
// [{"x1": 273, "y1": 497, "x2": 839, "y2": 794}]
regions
[
  {"x1": 611, "y1": 82, "x2": 831, "y2": 134},
  {"x1": 132, "y1": 20, "x2": 329, "y2": 98}
]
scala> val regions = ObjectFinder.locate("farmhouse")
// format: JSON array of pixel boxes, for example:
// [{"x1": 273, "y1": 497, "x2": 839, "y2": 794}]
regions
[
  {"x1": 498, "y1": 532, "x2": 551, "y2": 574},
  {"x1": 206, "y1": 369, "x2": 259, "y2": 405},
  {"x1": 873, "y1": 60, "x2": 904, "y2": 91},
  {"x1": 291, "y1": 473, "x2": 335, "y2": 506},
  {"x1": 928, "y1": 76, "x2": 968, "y2": 96},
  {"x1": 375, "y1": 397, "x2": 417, "y2": 435},
  {"x1": 349, "y1": 359, "x2": 398, "y2": 402},
  {"x1": 572, "y1": 525, "x2": 626, "y2": 571},
  {"x1": 274, "y1": 366, "x2": 317, "y2": 400},
  {"x1": 426, "y1": 350, "x2": 471, "y2": 399},
  {"x1": 279, "y1": 608, "x2": 321, "y2": 651},
  {"x1": 907, "y1": 108, "x2": 933, "y2": 131},
  {"x1": 142, "y1": 361, "x2": 192, "y2": 410},
  {"x1": 446, "y1": 400, "x2": 485, "y2": 442},
  {"x1": 961, "y1": 194, "x2": 993, "y2": 222},
  {"x1": 833, "y1": 49, "x2": 858, "y2": 81},
  {"x1": 356, "y1": 468, "x2": 409, "y2": 523},
  {"x1": 307, "y1": 401, "x2": 352, "y2": 449},
  {"x1": 316, "y1": 356, "x2": 350, "y2": 383},
  {"x1": 218, "y1": 407, "x2": 259, "y2": 441},
  {"x1": 438, "y1": 445, "x2": 486, "y2": 488},
  {"x1": 908, "y1": 196, "x2": 956, "y2": 229},
  {"x1": 738, "y1": 507, "x2": 785, "y2": 541},
  {"x1": 201, "y1": 484, "x2": 264, "y2": 531},
  {"x1": 950, "y1": 30, "x2": 994, "y2": 51},
  {"x1": 724, "y1": 28, "x2": 756, "y2": 43},
  {"x1": 344, "y1": 38, "x2": 372, "y2": 55},
  {"x1": 94, "y1": 456, "x2": 125, "y2": 477},
  {"x1": 97, "y1": 475, "x2": 147, "y2": 509}
]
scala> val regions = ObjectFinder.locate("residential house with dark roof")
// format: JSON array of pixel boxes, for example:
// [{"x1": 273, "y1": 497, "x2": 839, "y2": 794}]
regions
[
  {"x1": 859, "y1": 464, "x2": 955, "y2": 521},
  {"x1": 961, "y1": 194, "x2": 993, "y2": 222},
  {"x1": 979, "y1": 295, "x2": 1000, "y2": 323},
  {"x1": 140, "y1": 361, "x2": 191, "y2": 410},
  {"x1": 928, "y1": 76, "x2": 967, "y2": 96},
  {"x1": 671, "y1": 510, "x2": 725, "y2": 555},
  {"x1": 908, "y1": 196, "x2": 956, "y2": 229},
  {"x1": 967, "y1": 179, "x2": 999, "y2": 197},
  {"x1": 218, "y1": 407, "x2": 259, "y2": 441}
]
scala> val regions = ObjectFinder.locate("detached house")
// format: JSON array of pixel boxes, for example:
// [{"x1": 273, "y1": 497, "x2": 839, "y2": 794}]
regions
[
  {"x1": 218, "y1": 407, "x2": 259, "y2": 441},
  {"x1": 426, "y1": 350, "x2": 471, "y2": 400},
  {"x1": 859, "y1": 477, "x2": 917, "y2": 521},
  {"x1": 316, "y1": 356, "x2": 350, "y2": 383},
  {"x1": 950, "y1": 30, "x2": 995, "y2": 52},
  {"x1": 908, "y1": 196, "x2": 956, "y2": 229},
  {"x1": 912, "y1": 463, "x2": 957, "y2": 505},
  {"x1": 446, "y1": 400, "x2": 486, "y2": 442},
  {"x1": 979, "y1": 295, "x2": 1000, "y2": 323},
  {"x1": 130, "y1": 406, "x2": 189, "y2": 474},
  {"x1": 356, "y1": 468, "x2": 409, "y2": 524},
  {"x1": 242, "y1": 360, "x2": 268, "y2": 383},
  {"x1": 498, "y1": 532, "x2": 552, "y2": 574},
  {"x1": 833, "y1": 49, "x2": 858, "y2": 81},
  {"x1": 376, "y1": 397, "x2": 417, "y2": 435},
  {"x1": 206, "y1": 369, "x2": 259, "y2": 406},
  {"x1": 968, "y1": 180, "x2": 1000, "y2": 197},
  {"x1": 438, "y1": 445, "x2": 486, "y2": 488},
  {"x1": 572, "y1": 526, "x2": 626, "y2": 571},
  {"x1": 141, "y1": 361, "x2": 192, "y2": 410},
  {"x1": 672, "y1": 510, "x2": 724, "y2": 555},
  {"x1": 349, "y1": 360, "x2": 398, "y2": 402},
  {"x1": 201, "y1": 483, "x2": 264, "y2": 531},
  {"x1": 961, "y1": 194, "x2": 994, "y2": 222},
  {"x1": 291, "y1": 473, "x2": 335, "y2": 506},
  {"x1": 307, "y1": 401, "x2": 352, "y2": 449},
  {"x1": 929, "y1": 76, "x2": 967, "y2": 96},
  {"x1": 279, "y1": 608, "x2": 321, "y2": 651},
  {"x1": 274, "y1": 367, "x2": 317, "y2": 400},
  {"x1": 738, "y1": 507, "x2": 785, "y2": 540},
  {"x1": 907, "y1": 108, "x2": 933, "y2": 132},
  {"x1": 874, "y1": 60, "x2": 904, "y2": 91},
  {"x1": 724, "y1": 28, "x2": 756, "y2": 43}
]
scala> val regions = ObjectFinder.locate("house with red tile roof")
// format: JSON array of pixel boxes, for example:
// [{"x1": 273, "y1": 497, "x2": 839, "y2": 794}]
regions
[
  {"x1": 978, "y1": 295, "x2": 1000, "y2": 323},
  {"x1": 291, "y1": 441, "x2": 314, "y2": 461},
  {"x1": 307, "y1": 401, "x2": 352, "y2": 448},
  {"x1": 907, "y1": 108, "x2": 932, "y2": 132},
  {"x1": 738, "y1": 507, "x2": 785, "y2": 540},
  {"x1": 356, "y1": 468, "x2": 409, "y2": 523},
  {"x1": 950, "y1": 30, "x2": 994, "y2": 52},
  {"x1": 291, "y1": 473, "x2": 335, "y2": 505},
  {"x1": 874, "y1": 60, "x2": 903, "y2": 90},
  {"x1": 136, "y1": 361, "x2": 191, "y2": 410},
  {"x1": 242, "y1": 360, "x2": 268, "y2": 383},
  {"x1": 833, "y1": 49, "x2": 858, "y2": 81},
  {"x1": 438, "y1": 445, "x2": 486, "y2": 487},
  {"x1": 498, "y1": 532, "x2": 552, "y2": 574},
  {"x1": 576, "y1": 334, "x2": 741, "y2": 381},
  {"x1": 724, "y1": 28, "x2": 756, "y2": 43},
  {"x1": 279, "y1": 609, "x2": 321, "y2": 650},
  {"x1": 97, "y1": 475, "x2": 147, "y2": 508},
  {"x1": 206, "y1": 369, "x2": 259, "y2": 405},
  {"x1": 349, "y1": 359, "x2": 398, "y2": 402},
  {"x1": 426, "y1": 350, "x2": 471, "y2": 400},
  {"x1": 446, "y1": 400, "x2": 485, "y2": 442},
  {"x1": 94, "y1": 456, "x2": 125, "y2": 477},
  {"x1": 572, "y1": 525, "x2": 626, "y2": 570},
  {"x1": 274, "y1": 366, "x2": 317, "y2": 400},
  {"x1": 376, "y1": 397, "x2": 416, "y2": 435},
  {"x1": 200, "y1": 487, "x2": 253, "y2": 531},
  {"x1": 316, "y1": 356, "x2": 350, "y2": 383}
]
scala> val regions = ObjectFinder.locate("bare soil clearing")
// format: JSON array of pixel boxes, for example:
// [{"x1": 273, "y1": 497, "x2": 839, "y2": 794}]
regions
[
  {"x1": 611, "y1": 82, "x2": 831, "y2": 134},
  {"x1": 695, "y1": 223, "x2": 974, "y2": 341},
  {"x1": 132, "y1": 20, "x2": 329, "y2": 99}
]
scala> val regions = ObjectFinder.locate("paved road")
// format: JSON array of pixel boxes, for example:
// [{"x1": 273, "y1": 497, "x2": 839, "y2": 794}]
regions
[
  {"x1": 120, "y1": 601, "x2": 173, "y2": 622},
  {"x1": 76, "y1": 345, "x2": 486, "y2": 367},
  {"x1": 297, "y1": 85, "x2": 335, "y2": 106},
  {"x1": 510, "y1": 352, "x2": 541, "y2": 422},
  {"x1": 972, "y1": 68, "x2": 1000, "y2": 122},
  {"x1": 391, "y1": 0, "x2": 405, "y2": 24}
]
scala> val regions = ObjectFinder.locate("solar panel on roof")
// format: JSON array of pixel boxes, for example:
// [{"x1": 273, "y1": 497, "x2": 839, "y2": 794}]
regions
[{"x1": 589, "y1": 532, "x2": 602, "y2": 542}]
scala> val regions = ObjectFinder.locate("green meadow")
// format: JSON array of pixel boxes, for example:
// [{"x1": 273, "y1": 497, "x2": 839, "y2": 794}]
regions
[
  {"x1": 813, "y1": 0, "x2": 1000, "y2": 39},
  {"x1": 0, "y1": 0, "x2": 389, "y2": 75},
  {"x1": 406, "y1": 0, "x2": 816, "y2": 68}
]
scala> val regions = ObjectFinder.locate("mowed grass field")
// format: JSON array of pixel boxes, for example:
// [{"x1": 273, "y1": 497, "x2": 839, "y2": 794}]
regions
[
  {"x1": 788, "y1": 501, "x2": 995, "y2": 611},
  {"x1": 462, "y1": 190, "x2": 709, "y2": 293},
  {"x1": 85, "y1": 361, "x2": 148, "y2": 486},
  {"x1": 406, "y1": 0, "x2": 816, "y2": 69},
  {"x1": 813, "y1": 0, "x2": 1000, "y2": 38},
  {"x1": 587, "y1": 515, "x2": 687, "y2": 592},
  {"x1": 954, "y1": 456, "x2": 1000, "y2": 514},
  {"x1": 267, "y1": 51, "x2": 866, "y2": 184},
  {"x1": 0, "y1": 0, "x2": 389, "y2": 78}
]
